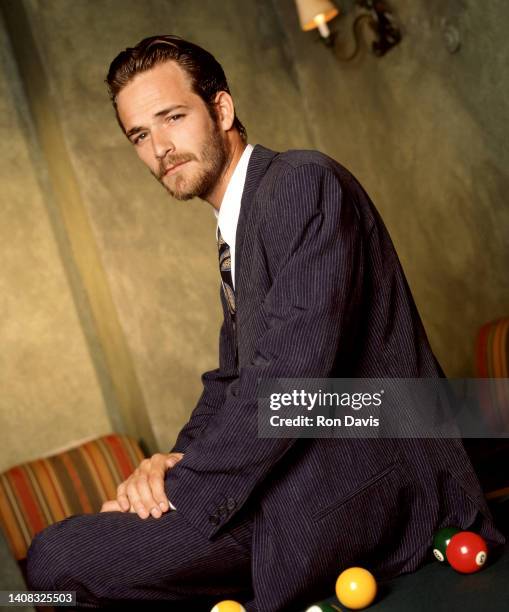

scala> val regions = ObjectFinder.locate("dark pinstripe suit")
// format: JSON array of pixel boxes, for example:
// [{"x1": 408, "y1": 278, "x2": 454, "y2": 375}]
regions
[{"x1": 26, "y1": 145, "x2": 504, "y2": 610}]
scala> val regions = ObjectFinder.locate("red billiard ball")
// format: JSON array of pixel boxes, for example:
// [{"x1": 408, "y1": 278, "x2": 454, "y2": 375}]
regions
[{"x1": 445, "y1": 531, "x2": 488, "y2": 573}]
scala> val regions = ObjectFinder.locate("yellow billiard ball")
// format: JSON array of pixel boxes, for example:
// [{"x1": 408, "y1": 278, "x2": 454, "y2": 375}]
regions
[
  {"x1": 336, "y1": 567, "x2": 377, "y2": 609},
  {"x1": 210, "y1": 601, "x2": 246, "y2": 612}
]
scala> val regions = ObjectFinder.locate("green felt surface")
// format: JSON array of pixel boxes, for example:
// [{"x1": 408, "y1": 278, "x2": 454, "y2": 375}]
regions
[{"x1": 305, "y1": 544, "x2": 509, "y2": 611}]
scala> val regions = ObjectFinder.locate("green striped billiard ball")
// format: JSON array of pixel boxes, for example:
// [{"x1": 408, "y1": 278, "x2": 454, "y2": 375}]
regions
[{"x1": 433, "y1": 526, "x2": 461, "y2": 562}]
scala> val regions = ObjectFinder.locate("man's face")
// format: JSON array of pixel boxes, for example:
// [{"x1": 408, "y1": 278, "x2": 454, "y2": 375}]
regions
[{"x1": 116, "y1": 61, "x2": 228, "y2": 200}]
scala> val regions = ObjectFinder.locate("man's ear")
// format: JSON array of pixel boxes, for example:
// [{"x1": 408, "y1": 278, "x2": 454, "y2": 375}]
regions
[{"x1": 214, "y1": 91, "x2": 235, "y2": 132}]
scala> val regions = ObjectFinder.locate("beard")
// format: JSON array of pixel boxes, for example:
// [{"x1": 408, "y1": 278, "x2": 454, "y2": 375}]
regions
[{"x1": 152, "y1": 119, "x2": 228, "y2": 201}]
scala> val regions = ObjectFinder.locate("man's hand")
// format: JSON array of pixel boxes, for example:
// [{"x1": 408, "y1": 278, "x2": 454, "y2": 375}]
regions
[
  {"x1": 99, "y1": 500, "x2": 140, "y2": 513},
  {"x1": 100, "y1": 499, "x2": 124, "y2": 512},
  {"x1": 102, "y1": 452, "x2": 183, "y2": 519}
]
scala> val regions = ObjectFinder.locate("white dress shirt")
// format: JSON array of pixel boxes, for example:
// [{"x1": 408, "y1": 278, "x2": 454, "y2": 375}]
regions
[{"x1": 214, "y1": 144, "x2": 254, "y2": 288}]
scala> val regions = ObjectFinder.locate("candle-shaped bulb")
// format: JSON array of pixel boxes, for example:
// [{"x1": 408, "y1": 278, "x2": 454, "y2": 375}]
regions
[{"x1": 313, "y1": 13, "x2": 331, "y2": 38}]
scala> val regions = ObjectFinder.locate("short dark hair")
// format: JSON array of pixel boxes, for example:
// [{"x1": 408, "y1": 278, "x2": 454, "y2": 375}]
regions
[{"x1": 106, "y1": 34, "x2": 247, "y2": 142}]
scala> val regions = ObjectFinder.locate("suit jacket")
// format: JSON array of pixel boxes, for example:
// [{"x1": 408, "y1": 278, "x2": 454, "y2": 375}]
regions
[{"x1": 166, "y1": 145, "x2": 504, "y2": 611}]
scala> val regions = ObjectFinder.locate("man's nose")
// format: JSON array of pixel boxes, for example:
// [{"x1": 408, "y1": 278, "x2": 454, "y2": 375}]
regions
[{"x1": 151, "y1": 128, "x2": 174, "y2": 160}]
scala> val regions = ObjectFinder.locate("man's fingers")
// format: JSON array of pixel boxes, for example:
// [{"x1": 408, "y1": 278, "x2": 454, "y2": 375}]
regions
[
  {"x1": 118, "y1": 495, "x2": 130, "y2": 511},
  {"x1": 126, "y1": 476, "x2": 157, "y2": 519},
  {"x1": 100, "y1": 500, "x2": 123, "y2": 512},
  {"x1": 165, "y1": 452, "x2": 184, "y2": 469},
  {"x1": 125, "y1": 480, "x2": 148, "y2": 519},
  {"x1": 116, "y1": 482, "x2": 130, "y2": 512},
  {"x1": 149, "y1": 471, "x2": 169, "y2": 513},
  {"x1": 140, "y1": 468, "x2": 168, "y2": 517},
  {"x1": 113, "y1": 453, "x2": 182, "y2": 519}
]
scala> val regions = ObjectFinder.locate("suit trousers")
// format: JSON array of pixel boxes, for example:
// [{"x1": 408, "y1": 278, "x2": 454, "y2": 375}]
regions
[{"x1": 26, "y1": 504, "x2": 256, "y2": 610}]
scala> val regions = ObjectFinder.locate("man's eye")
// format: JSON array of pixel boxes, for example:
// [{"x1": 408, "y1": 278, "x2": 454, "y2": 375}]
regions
[
  {"x1": 168, "y1": 114, "x2": 184, "y2": 122},
  {"x1": 133, "y1": 133, "x2": 147, "y2": 145}
]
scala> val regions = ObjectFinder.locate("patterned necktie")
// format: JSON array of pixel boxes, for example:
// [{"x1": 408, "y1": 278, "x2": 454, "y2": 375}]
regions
[{"x1": 217, "y1": 227, "x2": 236, "y2": 316}]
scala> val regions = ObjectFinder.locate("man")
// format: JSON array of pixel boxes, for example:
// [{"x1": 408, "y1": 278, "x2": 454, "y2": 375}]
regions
[{"x1": 27, "y1": 35, "x2": 504, "y2": 611}]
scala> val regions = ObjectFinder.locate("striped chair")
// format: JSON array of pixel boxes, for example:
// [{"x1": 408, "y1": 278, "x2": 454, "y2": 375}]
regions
[
  {"x1": 465, "y1": 317, "x2": 509, "y2": 535},
  {"x1": 476, "y1": 317, "x2": 509, "y2": 378},
  {"x1": 0, "y1": 434, "x2": 145, "y2": 563}
]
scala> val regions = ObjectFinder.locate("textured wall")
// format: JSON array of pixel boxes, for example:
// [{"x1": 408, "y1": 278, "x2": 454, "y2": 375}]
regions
[
  {"x1": 1, "y1": 0, "x2": 507, "y2": 471},
  {"x1": 0, "y1": 14, "x2": 111, "y2": 472}
]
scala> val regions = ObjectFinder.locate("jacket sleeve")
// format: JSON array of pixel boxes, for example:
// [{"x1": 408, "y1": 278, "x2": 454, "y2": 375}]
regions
[
  {"x1": 165, "y1": 162, "x2": 365, "y2": 539},
  {"x1": 169, "y1": 296, "x2": 238, "y2": 454}
]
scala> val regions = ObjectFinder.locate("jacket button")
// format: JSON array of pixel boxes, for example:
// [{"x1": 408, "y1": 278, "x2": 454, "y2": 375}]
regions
[
  {"x1": 208, "y1": 514, "x2": 220, "y2": 525},
  {"x1": 218, "y1": 504, "x2": 227, "y2": 516},
  {"x1": 227, "y1": 498, "x2": 236, "y2": 511}
]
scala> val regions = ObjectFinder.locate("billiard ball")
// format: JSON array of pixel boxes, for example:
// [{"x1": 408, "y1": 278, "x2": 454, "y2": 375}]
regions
[
  {"x1": 336, "y1": 567, "x2": 377, "y2": 609},
  {"x1": 210, "y1": 601, "x2": 246, "y2": 612},
  {"x1": 305, "y1": 603, "x2": 338, "y2": 612},
  {"x1": 432, "y1": 526, "x2": 461, "y2": 562},
  {"x1": 445, "y1": 531, "x2": 488, "y2": 573}
]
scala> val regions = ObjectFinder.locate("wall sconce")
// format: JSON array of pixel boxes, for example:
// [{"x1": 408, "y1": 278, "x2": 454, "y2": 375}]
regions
[
  {"x1": 295, "y1": 0, "x2": 402, "y2": 59},
  {"x1": 295, "y1": 0, "x2": 340, "y2": 42}
]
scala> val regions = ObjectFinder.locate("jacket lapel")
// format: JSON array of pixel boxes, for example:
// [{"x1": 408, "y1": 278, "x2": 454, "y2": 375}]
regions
[{"x1": 234, "y1": 144, "x2": 278, "y2": 301}]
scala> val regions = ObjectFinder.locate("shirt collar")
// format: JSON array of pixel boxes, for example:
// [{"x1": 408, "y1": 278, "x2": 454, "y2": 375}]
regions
[{"x1": 214, "y1": 144, "x2": 254, "y2": 246}]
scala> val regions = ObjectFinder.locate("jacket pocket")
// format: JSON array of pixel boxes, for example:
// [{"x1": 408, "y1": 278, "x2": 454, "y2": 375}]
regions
[{"x1": 312, "y1": 462, "x2": 398, "y2": 523}]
